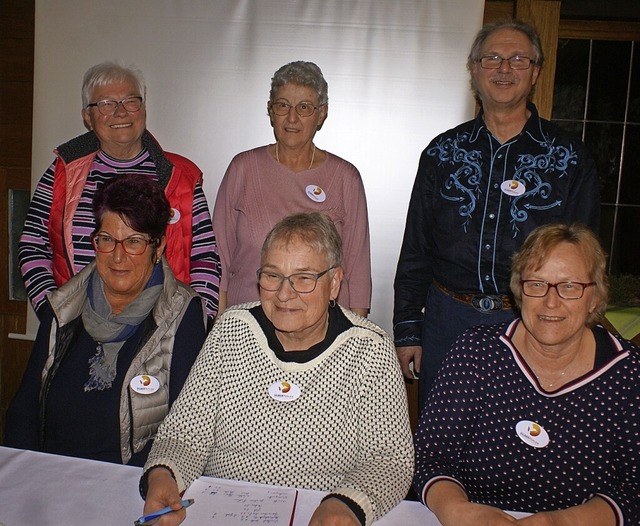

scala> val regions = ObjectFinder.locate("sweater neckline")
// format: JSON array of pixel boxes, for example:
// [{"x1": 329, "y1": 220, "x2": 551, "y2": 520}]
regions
[{"x1": 249, "y1": 304, "x2": 353, "y2": 363}]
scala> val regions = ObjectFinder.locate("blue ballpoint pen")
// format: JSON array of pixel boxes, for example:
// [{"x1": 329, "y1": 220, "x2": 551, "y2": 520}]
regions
[{"x1": 134, "y1": 498, "x2": 194, "y2": 525}]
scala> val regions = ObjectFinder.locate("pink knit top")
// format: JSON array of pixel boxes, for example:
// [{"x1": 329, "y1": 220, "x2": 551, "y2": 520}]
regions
[{"x1": 213, "y1": 146, "x2": 371, "y2": 310}]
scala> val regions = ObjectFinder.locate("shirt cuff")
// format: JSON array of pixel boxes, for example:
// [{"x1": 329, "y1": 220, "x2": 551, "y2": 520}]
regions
[
  {"x1": 139, "y1": 465, "x2": 176, "y2": 500},
  {"x1": 393, "y1": 319, "x2": 423, "y2": 347},
  {"x1": 593, "y1": 493, "x2": 623, "y2": 526},
  {"x1": 422, "y1": 476, "x2": 468, "y2": 508}
]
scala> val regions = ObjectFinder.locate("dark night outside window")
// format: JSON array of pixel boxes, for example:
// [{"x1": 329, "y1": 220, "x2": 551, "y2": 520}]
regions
[{"x1": 553, "y1": 39, "x2": 640, "y2": 278}]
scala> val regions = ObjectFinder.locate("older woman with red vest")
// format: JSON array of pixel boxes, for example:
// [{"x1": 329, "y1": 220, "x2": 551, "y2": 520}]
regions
[{"x1": 18, "y1": 61, "x2": 220, "y2": 323}]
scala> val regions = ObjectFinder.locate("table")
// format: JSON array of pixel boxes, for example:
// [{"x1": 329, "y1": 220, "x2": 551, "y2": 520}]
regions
[{"x1": 0, "y1": 447, "x2": 437, "y2": 526}]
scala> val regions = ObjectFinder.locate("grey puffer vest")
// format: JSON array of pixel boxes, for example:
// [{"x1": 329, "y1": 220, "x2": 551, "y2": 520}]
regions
[{"x1": 41, "y1": 258, "x2": 205, "y2": 463}]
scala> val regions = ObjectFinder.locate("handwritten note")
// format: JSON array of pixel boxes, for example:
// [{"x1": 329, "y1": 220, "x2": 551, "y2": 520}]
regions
[{"x1": 183, "y1": 478, "x2": 298, "y2": 526}]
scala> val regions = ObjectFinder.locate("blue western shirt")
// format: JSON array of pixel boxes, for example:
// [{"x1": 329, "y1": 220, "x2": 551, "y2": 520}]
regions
[{"x1": 393, "y1": 103, "x2": 599, "y2": 346}]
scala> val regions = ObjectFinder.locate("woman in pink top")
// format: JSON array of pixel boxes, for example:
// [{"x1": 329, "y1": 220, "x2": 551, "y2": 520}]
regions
[{"x1": 213, "y1": 61, "x2": 371, "y2": 317}]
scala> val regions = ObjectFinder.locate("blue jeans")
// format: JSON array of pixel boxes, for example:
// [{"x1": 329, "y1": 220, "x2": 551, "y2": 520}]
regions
[{"x1": 418, "y1": 284, "x2": 517, "y2": 410}]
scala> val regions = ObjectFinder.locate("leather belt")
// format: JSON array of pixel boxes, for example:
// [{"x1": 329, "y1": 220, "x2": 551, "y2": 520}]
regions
[{"x1": 434, "y1": 281, "x2": 513, "y2": 313}]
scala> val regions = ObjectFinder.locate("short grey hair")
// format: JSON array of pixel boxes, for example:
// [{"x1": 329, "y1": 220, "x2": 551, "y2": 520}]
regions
[
  {"x1": 467, "y1": 20, "x2": 544, "y2": 102},
  {"x1": 269, "y1": 61, "x2": 328, "y2": 106},
  {"x1": 261, "y1": 212, "x2": 343, "y2": 269},
  {"x1": 81, "y1": 61, "x2": 146, "y2": 109}
]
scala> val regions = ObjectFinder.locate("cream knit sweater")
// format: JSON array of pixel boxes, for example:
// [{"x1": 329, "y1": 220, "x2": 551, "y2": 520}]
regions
[{"x1": 145, "y1": 303, "x2": 414, "y2": 525}]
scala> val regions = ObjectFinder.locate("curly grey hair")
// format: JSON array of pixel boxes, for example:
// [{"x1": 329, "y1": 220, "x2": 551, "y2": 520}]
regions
[{"x1": 269, "y1": 61, "x2": 328, "y2": 106}]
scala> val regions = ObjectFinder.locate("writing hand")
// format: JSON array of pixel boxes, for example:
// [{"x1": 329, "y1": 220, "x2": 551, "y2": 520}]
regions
[{"x1": 308, "y1": 498, "x2": 361, "y2": 526}]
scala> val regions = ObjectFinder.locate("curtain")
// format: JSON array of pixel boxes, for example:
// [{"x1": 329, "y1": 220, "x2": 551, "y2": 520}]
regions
[{"x1": 29, "y1": 0, "x2": 484, "y2": 336}]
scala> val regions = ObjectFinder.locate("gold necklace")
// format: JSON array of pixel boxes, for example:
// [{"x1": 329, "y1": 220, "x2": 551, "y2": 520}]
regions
[
  {"x1": 527, "y1": 353, "x2": 583, "y2": 389},
  {"x1": 275, "y1": 142, "x2": 315, "y2": 170}
]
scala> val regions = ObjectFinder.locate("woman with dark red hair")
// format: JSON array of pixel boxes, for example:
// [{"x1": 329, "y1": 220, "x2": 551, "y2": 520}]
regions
[{"x1": 5, "y1": 174, "x2": 207, "y2": 467}]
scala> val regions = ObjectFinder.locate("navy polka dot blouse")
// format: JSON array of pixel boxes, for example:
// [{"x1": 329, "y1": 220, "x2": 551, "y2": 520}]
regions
[{"x1": 414, "y1": 320, "x2": 639, "y2": 525}]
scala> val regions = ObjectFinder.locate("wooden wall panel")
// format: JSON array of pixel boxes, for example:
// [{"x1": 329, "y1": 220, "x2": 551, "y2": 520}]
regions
[
  {"x1": 0, "y1": 319, "x2": 32, "y2": 443},
  {"x1": 515, "y1": 0, "x2": 561, "y2": 120},
  {"x1": 0, "y1": 4, "x2": 34, "y2": 166},
  {"x1": 0, "y1": 0, "x2": 34, "y2": 441},
  {"x1": 560, "y1": 19, "x2": 640, "y2": 40},
  {"x1": 484, "y1": 0, "x2": 515, "y2": 22}
]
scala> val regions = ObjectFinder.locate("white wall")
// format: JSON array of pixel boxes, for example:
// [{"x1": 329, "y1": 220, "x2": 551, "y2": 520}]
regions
[{"x1": 28, "y1": 0, "x2": 484, "y2": 336}]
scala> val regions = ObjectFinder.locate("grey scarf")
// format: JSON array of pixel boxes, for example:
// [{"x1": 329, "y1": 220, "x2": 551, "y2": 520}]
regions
[{"x1": 82, "y1": 264, "x2": 163, "y2": 391}]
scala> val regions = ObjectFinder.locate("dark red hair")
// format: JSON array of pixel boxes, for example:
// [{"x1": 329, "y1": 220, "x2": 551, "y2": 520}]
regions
[{"x1": 93, "y1": 174, "x2": 170, "y2": 242}]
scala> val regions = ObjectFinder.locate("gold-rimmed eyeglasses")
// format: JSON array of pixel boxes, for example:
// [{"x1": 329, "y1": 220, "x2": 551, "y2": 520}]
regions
[{"x1": 269, "y1": 100, "x2": 323, "y2": 118}]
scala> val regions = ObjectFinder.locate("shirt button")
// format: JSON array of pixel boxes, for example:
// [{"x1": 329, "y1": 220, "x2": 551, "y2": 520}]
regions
[
  {"x1": 485, "y1": 244, "x2": 491, "y2": 250},
  {"x1": 497, "y1": 154, "x2": 503, "y2": 159},
  {"x1": 489, "y1": 213, "x2": 496, "y2": 219},
  {"x1": 484, "y1": 275, "x2": 490, "y2": 281},
  {"x1": 493, "y1": 183, "x2": 499, "y2": 189}
]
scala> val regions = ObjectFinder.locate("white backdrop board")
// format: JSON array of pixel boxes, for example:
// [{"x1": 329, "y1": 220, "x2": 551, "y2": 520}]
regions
[{"x1": 25, "y1": 0, "x2": 485, "y2": 337}]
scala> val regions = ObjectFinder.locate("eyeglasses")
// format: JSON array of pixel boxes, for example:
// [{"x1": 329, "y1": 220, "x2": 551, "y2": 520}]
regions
[
  {"x1": 86, "y1": 96, "x2": 144, "y2": 116},
  {"x1": 478, "y1": 55, "x2": 536, "y2": 70},
  {"x1": 257, "y1": 267, "x2": 335, "y2": 294},
  {"x1": 269, "y1": 100, "x2": 323, "y2": 118},
  {"x1": 92, "y1": 233, "x2": 152, "y2": 255},
  {"x1": 520, "y1": 280, "x2": 596, "y2": 300}
]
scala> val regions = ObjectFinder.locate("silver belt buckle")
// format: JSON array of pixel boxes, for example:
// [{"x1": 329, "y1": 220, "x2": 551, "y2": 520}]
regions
[{"x1": 471, "y1": 294, "x2": 503, "y2": 313}]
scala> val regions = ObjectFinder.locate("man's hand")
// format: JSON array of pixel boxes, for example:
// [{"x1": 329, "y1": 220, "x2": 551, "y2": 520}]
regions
[{"x1": 395, "y1": 345, "x2": 421, "y2": 379}]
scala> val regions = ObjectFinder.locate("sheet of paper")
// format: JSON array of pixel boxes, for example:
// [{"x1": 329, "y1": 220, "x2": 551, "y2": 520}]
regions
[{"x1": 183, "y1": 478, "x2": 298, "y2": 526}]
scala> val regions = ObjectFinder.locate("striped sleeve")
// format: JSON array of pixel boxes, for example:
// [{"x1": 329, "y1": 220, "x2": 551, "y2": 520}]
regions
[
  {"x1": 189, "y1": 181, "x2": 221, "y2": 321},
  {"x1": 18, "y1": 162, "x2": 57, "y2": 317}
]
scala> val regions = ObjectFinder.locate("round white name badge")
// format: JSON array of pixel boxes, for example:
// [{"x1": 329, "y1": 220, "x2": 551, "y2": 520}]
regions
[
  {"x1": 515, "y1": 420, "x2": 550, "y2": 448},
  {"x1": 305, "y1": 185, "x2": 327, "y2": 203},
  {"x1": 500, "y1": 179, "x2": 526, "y2": 197},
  {"x1": 168, "y1": 207, "x2": 181, "y2": 224},
  {"x1": 130, "y1": 375, "x2": 160, "y2": 395},
  {"x1": 268, "y1": 381, "x2": 301, "y2": 402}
]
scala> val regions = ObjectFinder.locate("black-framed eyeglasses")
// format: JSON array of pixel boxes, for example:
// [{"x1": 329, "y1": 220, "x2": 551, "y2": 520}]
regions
[
  {"x1": 269, "y1": 100, "x2": 323, "y2": 118},
  {"x1": 520, "y1": 280, "x2": 596, "y2": 300},
  {"x1": 478, "y1": 55, "x2": 536, "y2": 70},
  {"x1": 91, "y1": 233, "x2": 152, "y2": 255},
  {"x1": 257, "y1": 267, "x2": 335, "y2": 294},
  {"x1": 86, "y1": 96, "x2": 144, "y2": 116}
]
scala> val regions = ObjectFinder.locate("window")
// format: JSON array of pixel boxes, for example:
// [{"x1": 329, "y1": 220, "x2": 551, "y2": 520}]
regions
[{"x1": 552, "y1": 38, "x2": 640, "y2": 276}]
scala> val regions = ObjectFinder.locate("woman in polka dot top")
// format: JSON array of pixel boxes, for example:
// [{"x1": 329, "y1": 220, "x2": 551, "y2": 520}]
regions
[{"x1": 414, "y1": 223, "x2": 639, "y2": 526}]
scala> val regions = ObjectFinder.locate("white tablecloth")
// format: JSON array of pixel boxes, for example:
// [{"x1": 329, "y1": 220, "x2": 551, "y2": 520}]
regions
[{"x1": 0, "y1": 447, "x2": 437, "y2": 526}]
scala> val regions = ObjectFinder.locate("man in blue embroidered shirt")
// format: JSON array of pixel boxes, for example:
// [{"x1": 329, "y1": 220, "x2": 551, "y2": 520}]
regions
[{"x1": 393, "y1": 20, "x2": 600, "y2": 409}]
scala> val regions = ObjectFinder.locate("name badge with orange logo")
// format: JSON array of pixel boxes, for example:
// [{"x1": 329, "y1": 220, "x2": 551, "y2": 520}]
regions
[
  {"x1": 500, "y1": 179, "x2": 526, "y2": 197},
  {"x1": 268, "y1": 381, "x2": 301, "y2": 402},
  {"x1": 515, "y1": 420, "x2": 550, "y2": 448},
  {"x1": 305, "y1": 184, "x2": 327, "y2": 203},
  {"x1": 130, "y1": 375, "x2": 160, "y2": 394},
  {"x1": 168, "y1": 208, "x2": 181, "y2": 224}
]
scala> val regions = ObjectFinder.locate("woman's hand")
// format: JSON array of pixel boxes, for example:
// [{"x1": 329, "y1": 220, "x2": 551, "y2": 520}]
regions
[
  {"x1": 515, "y1": 496, "x2": 616, "y2": 526},
  {"x1": 515, "y1": 513, "x2": 558, "y2": 526},
  {"x1": 142, "y1": 467, "x2": 187, "y2": 526},
  {"x1": 438, "y1": 502, "x2": 519, "y2": 526},
  {"x1": 427, "y1": 480, "x2": 517, "y2": 526},
  {"x1": 308, "y1": 498, "x2": 361, "y2": 526}
]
